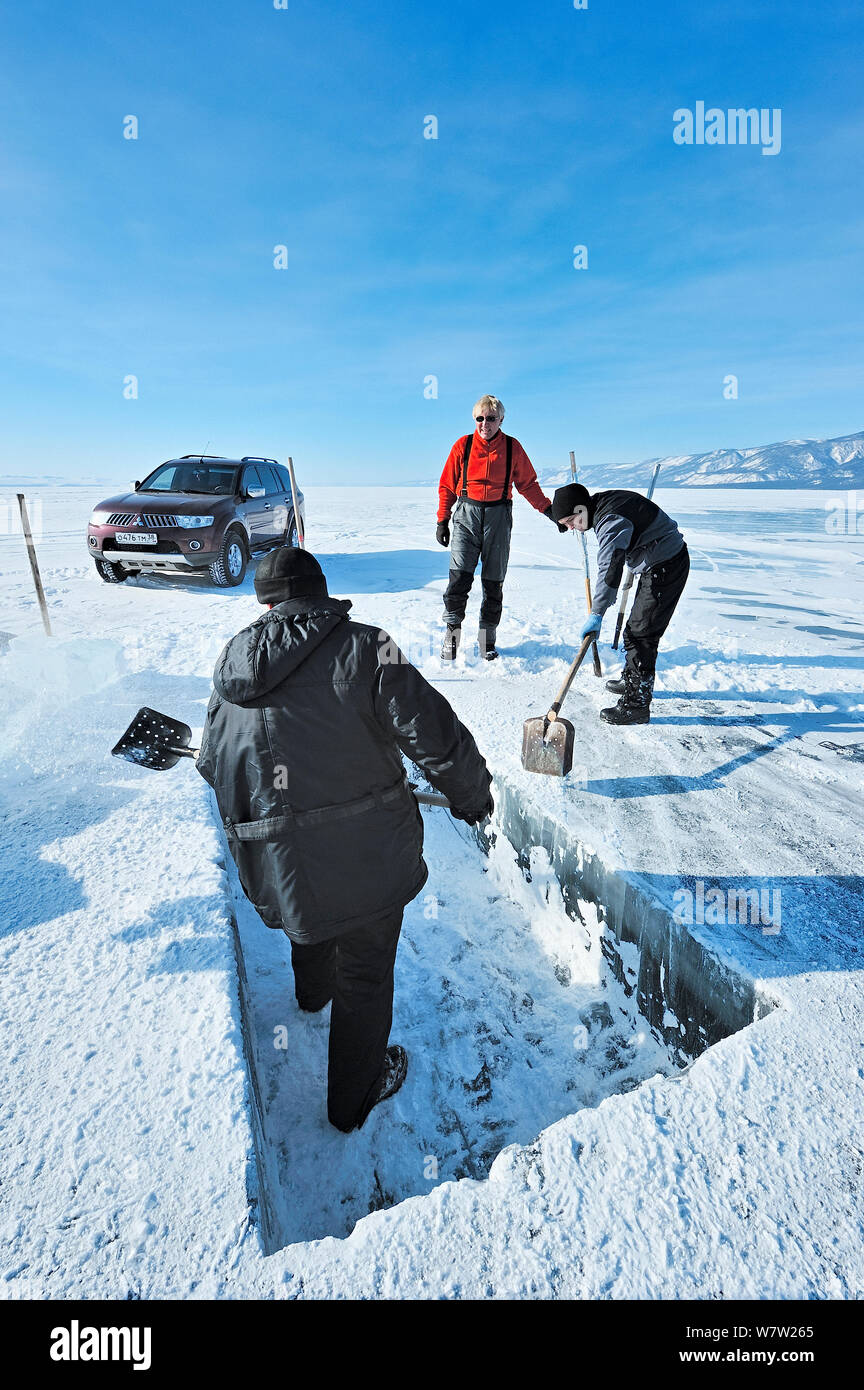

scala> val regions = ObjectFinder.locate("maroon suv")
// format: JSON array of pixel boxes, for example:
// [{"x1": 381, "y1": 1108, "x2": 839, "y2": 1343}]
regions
[{"x1": 87, "y1": 455, "x2": 305, "y2": 587}]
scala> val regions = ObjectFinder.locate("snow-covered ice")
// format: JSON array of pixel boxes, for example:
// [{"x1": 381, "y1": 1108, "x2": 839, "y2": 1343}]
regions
[{"x1": 0, "y1": 483, "x2": 862, "y2": 1298}]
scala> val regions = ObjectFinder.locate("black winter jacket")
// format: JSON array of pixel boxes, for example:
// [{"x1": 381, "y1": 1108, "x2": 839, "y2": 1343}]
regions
[{"x1": 196, "y1": 596, "x2": 491, "y2": 945}]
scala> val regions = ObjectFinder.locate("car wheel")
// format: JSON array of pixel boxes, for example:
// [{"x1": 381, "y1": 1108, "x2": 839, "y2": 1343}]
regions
[
  {"x1": 94, "y1": 557, "x2": 128, "y2": 584},
  {"x1": 209, "y1": 530, "x2": 247, "y2": 587}
]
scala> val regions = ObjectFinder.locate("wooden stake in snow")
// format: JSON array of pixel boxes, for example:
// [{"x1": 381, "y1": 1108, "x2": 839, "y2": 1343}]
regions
[
  {"x1": 16, "y1": 492, "x2": 52, "y2": 636},
  {"x1": 285, "y1": 456, "x2": 305, "y2": 548}
]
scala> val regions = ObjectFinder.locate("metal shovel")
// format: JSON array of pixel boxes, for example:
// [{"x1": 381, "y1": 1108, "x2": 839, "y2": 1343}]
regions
[
  {"x1": 521, "y1": 635, "x2": 595, "y2": 777},
  {"x1": 111, "y1": 707, "x2": 197, "y2": 769},
  {"x1": 111, "y1": 707, "x2": 452, "y2": 808}
]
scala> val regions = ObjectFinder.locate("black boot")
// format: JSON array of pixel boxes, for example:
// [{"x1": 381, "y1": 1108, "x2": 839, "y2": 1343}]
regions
[
  {"x1": 441, "y1": 626, "x2": 461, "y2": 661},
  {"x1": 600, "y1": 668, "x2": 654, "y2": 725},
  {"x1": 297, "y1": 994, "x2": 331, "y2": 1013},
  {"x1": 600, "y1": 700, "x2": 650, "y2": 725},
  {"x1": 369, "y1": 1045, "x2": 408, "y2": 1114},
  {"x1": 479, "y1": 627, "x2": 498, "y2": 661},
  {"x1": 605, "y1": 672, "x2": 626, "y2": 694}
]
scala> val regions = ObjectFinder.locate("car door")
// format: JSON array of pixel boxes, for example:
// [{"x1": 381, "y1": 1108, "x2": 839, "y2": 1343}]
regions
[{"x1": 239, "y1": 465, "x2": 270, "y2": 548}]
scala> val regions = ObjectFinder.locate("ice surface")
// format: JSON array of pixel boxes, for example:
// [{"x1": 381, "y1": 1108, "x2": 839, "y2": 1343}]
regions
[{"x1": 0, "y1": 482, "x2": 861, "y2": 1299}]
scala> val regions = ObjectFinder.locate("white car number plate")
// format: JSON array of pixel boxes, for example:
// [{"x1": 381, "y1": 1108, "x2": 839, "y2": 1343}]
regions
[{"x1": 115, "y1": 532, "x2": 157, "y2": 544}]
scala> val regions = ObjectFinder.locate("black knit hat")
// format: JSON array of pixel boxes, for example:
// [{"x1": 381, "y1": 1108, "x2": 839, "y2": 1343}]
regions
[
  {"x1": 254, "y1": 546, "x2": 328, "y2": 604},
  {"x1": 550, "y1": 483, "x2": 593, "y2": 524}
]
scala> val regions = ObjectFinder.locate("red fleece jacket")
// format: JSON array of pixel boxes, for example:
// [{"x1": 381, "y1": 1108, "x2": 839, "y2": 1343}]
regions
[{"x1": 437, "y1": 431, "x2": 550, "y2": 523}]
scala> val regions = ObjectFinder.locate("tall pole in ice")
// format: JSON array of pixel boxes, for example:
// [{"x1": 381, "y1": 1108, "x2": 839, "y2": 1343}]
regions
[{"x1": 17, "y1": 492, "x2": 52, "y2": 636}]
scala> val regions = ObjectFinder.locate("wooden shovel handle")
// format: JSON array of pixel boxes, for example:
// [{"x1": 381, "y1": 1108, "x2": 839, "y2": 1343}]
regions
[
  {"x1": 546, "y1": 635, "x2": 595, "y2": 722},
  {"x1": 414, "y1": 790, "x2": 450, "y2": 808}
]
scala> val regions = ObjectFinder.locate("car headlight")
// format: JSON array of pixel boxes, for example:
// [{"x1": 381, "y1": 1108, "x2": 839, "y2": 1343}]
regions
[
  {"x1": 176, "y1": 515, "x2": 214, "y2": 529},
  {"x1": 89, "y1": 510, "x2": 108, "y2": 525}
]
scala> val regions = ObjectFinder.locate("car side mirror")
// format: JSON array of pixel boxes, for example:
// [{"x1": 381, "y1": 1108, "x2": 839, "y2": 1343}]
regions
[
  {"x1": 133, "y1": 480, "x2": 140, "y2": 490},
  {"x1": 245, "y1": 485, "x2": 266, "y2": 500}
]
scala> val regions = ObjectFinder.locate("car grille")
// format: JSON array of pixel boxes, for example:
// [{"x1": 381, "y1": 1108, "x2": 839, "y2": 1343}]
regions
[
  {"x1": 106, "y1": 513, "x2": 182, "y2": 527},
  {"x1": 107, "y1": 539, "x2": 184, "y2": 554}
]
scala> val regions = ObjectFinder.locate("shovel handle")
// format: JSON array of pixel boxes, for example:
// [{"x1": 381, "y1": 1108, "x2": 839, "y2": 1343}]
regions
[
  {"x1": 546, "y1": 634, "x2": 595, "y2": 722},
  {"x1": 569, "y1": 455, "x2": 602, "y2": 679}
]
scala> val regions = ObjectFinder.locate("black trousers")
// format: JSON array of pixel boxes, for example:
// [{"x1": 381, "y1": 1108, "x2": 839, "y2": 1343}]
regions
[
  {"x1": 442, "y1": 499, "x2": 512, "y2": 630},
  {"x1": 622, "y1": 544, "x2": 690, "y2": 689},
  {"x1": 289, "y1": 909, "x2": 403, "y2": 1133}
]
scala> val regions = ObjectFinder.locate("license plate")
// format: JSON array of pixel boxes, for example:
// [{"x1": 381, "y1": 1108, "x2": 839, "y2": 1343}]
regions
[{"x1": 115, "y1": 532, "x2": 157, "y2": 544}]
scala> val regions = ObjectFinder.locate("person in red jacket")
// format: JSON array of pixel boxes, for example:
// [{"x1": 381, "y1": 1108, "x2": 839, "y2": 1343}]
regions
[{"x1": 436, "y1": 394, "x2": 560, "y2": 660}]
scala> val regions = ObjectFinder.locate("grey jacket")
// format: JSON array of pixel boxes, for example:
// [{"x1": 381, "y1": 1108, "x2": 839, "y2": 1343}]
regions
[{"x1": 590, "y1": 490, "x2": 685, "y2": 616}]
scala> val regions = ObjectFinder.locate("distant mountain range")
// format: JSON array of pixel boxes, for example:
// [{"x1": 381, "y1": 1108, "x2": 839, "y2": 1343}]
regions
[{"x1": 539, "y1": 429, "x2": 864, "y2": 489}]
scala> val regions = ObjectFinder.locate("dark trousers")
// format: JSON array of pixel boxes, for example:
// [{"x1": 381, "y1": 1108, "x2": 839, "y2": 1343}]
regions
[
  {"x1": 622, "y1": 544, "x2": 690, "y2": 697},
  {"x1": 290, "y1": 909, "x2": 403, "y2": 1133},
  {"x1": 442, "y1": 499, "x2": 512, "y2": 631}
]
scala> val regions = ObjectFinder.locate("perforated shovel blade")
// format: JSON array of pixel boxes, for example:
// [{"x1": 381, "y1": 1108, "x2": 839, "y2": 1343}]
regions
[
  {"x1": 521, "y1": 716, "x2": 575, "y2": 777},
  {"x1": 111, "y1": 706, "x2": 193, "y2": 770}
]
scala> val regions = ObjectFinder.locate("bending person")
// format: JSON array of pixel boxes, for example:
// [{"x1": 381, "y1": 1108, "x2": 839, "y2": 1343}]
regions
[{"x1": 550, "y1": 483, "x2": 689, "y2": 725}]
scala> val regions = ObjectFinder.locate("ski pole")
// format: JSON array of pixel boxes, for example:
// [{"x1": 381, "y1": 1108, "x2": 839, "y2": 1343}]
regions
[
  {"x1": 569, "y1": 451, "x2": 602, "y2": 677},
  {"x1": 611, "y1": 461, "x2": 662, "y2": 651}
]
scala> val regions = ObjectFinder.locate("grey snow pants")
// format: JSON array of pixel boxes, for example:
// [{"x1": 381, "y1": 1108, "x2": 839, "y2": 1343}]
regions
[{"x1": 442, "y1": 498, "x2": 513, "y2": 631}]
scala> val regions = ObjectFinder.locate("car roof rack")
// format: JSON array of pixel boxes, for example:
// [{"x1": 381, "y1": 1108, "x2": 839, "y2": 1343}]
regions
[{"x1": 241, "y1": 456, "x2": 280, "y2": 465}]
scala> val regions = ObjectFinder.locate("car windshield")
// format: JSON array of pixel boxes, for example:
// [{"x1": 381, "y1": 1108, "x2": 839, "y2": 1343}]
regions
[{"x1": 137, "y1": 462, "x2": 238, "y2": 495}]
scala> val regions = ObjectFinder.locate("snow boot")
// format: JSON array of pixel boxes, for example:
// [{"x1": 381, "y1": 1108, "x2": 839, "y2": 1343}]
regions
[
  {"x1": 600, "y1": 668, "x2": 654, "y2": 725},
  {"x1": 479, "y1": 627, "x2": 498, "y2": 661},
  {"x1": 369, "y1": 1045, "x2": 408, "y2": 1114},
  {"x1": 297, "y1": 994, "x2": 331, "y2": 1013},
  {"x1": 605, "y1": 672, "x2": 626, "y2": 695},
  {"x1": 441, "y1": 626, "x2": 461, "y2": 662},
  {"x1": 600, "y1": 700, "x2": 651, "y2": 725}
]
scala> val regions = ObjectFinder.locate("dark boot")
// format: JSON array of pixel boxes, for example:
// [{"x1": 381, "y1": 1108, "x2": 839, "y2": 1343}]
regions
[
  {"x1": 298, "y1": 995, "x2": 331, "y2": 1013},
  {"x1": 368, "y1": 1044, "x2": 408, "y2": 1114},
  {"x1": 478, "y1": 627, "x2": 498, "y2": 661},
  {"x1": 441, "y1": 626, "x2": 461, "y2": 662},
  {"x1": 600, "y1": 700, "x2": 650, "y2": 725},
  {"x1": 600, "y1": 668, "x2": 654, "y2": 725},
  {"x1": 605, "y1": 671, "x2": 626, "y2": 694}
]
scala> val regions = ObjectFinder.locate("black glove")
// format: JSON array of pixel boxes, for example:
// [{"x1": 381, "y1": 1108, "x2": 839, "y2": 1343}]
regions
[
  {"x1": 543, "y1": 504, "x2": 568, "y2": 534},
  {"x1": 451, "y1": 794, "x2": 494, "y2": 826},
  {"x1": 436, "y1": 520, "x2": 450, "y2": 547}
]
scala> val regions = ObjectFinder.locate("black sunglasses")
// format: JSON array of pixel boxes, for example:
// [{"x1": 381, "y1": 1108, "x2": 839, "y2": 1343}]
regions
[{"x1": 474, "y1": 415, "x2": 498, "y2": 423}]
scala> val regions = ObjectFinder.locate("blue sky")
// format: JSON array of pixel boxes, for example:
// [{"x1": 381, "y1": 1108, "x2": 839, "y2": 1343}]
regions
[{"x1": 0, "y1": 0, "x2": 862, "y2": 484}]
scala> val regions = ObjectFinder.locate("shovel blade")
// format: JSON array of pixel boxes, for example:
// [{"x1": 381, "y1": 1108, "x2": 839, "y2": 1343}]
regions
[
  {"x1": 521, "y1": 716, "x2": 575, "y2": 777},
  {"x1": 111, "y1": 706, "x2": 193, "y2": 770}
]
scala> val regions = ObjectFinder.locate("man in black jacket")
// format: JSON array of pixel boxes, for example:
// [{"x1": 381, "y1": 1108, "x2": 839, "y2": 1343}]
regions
[
  {"x1": 196, "y1": 547, "x2": 493, "y2": 1133},
  {"x1": 551, "y1": 483, "x2": 689, "y2": 725}
]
